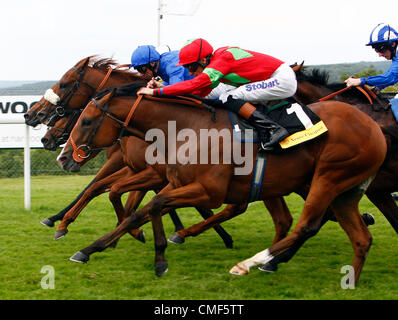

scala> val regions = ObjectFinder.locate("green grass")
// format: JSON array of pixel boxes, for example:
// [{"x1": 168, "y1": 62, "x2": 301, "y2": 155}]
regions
[{"x1": 1, "y1": 175, "x2": 398, "y2": 300}]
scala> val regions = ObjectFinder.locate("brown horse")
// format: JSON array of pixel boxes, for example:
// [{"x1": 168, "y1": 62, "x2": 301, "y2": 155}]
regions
[
  {"x1": 58, "y1": 82, "x2": 386, "y2": 284},
  {"x1": 293, "y1": 65, "x2": 398, "y2": 235},
  {"x1": 31, "y1": 56, "x2": 233, "y2": 247}
]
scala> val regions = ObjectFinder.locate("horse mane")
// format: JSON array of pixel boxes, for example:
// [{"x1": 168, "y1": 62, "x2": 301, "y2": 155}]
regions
[
  {"x1": 296, "y1": 66, "x2": 391, "y2": 107},
  {"x1": 88, "y1": 55, "x2": 143, "y2": 79},
  {"x1": 295, "y1": 66, "x2": 331, "y2": 87},
  {"x1": 94, "y1": 81, "x2": 147, "y2": 100}
]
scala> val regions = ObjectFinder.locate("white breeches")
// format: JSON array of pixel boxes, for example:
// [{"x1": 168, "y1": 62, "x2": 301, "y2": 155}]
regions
[{"x1": 215, "y1": 62, "x2": 297, "y2": 103}]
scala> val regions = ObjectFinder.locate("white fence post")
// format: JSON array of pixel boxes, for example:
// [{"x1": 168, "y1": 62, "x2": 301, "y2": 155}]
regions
[{"x1": 24, "y1": 124, "x2": 31, "y2": 210}]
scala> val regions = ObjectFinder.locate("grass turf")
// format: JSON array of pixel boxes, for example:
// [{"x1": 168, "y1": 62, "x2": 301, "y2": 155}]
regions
[{"x1": 1, "y1": 175, "x2": 398, "y2": 300}]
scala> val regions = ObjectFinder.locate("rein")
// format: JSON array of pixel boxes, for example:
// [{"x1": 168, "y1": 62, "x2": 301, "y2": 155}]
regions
[
  {"x1": 70, "y1": 92, "x2": 217, "y2": 162},
  {"x1": 71, "y1": 95, "x2": 143, "y2": 162},
  {"x1": 317, "y1": 85, "x2": 376, "y2": 105}
]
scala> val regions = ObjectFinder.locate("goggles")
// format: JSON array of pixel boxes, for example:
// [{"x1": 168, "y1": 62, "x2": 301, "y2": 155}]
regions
[
  {"x1": 136, "y1": 65, "x2": 149, "y2": 74},
  {"x1": 183, "y1": 62, "x2": 200, "y2": 73}
]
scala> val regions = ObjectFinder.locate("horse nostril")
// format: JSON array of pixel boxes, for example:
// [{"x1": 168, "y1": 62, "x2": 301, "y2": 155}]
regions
[
  {"x1": 41, "y1": 137, "x2": 49, "y2": 145},
  {"x1": 24, "y1": 113, "x2": 30, "y2": 120}
]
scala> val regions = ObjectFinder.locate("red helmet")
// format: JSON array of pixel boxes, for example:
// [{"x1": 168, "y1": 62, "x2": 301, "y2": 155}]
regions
[{"x1": 176, "y1": 38, "x2": 213, "y2": 66}]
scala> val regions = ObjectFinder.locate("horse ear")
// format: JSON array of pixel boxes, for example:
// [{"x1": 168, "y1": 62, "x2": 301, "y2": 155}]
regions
[
  {"x1": 103, "y1": 88, "x2": 116, "y2": 102},
  {"x1": 74, "y1": 56, "x2": 92, "y2": 70},
  {"x1": 292, "y1": 61, "x2": 305, "y2": 73}
]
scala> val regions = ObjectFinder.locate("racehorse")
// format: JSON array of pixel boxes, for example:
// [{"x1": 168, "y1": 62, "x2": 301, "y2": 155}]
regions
[
  {"x1": 28, "y1": 56, "x2": 233, "y2": 247},
  {"x1": 57, "y1": 82, "x2": 386, "y2": 284},
  {"x1": 293, "y1": 65, "x2": 398, "y2": 235}
]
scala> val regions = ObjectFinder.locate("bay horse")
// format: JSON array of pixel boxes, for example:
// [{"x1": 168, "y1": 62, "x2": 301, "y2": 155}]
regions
[
  {"x1": 29, "y1": 56, "x2": 233, "y2": 247},
  {"x1": 293, "y1": 65, "x2": 398, "y2": 235},
  {"x1": 58, "y1": 82, "x2": 386, "y2": 284}
]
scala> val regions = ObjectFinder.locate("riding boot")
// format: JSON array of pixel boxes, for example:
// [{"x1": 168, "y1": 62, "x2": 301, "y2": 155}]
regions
[
  {"x1": 221, "y1": 96, "x2": 289, "y2": 150},
  {"x1": 248, "y1": 110, "x2": 289, "y2": 149}
]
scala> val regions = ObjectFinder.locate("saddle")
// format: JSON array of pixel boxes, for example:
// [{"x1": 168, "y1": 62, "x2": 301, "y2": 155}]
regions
[
  {"x1": 228, "y1": 99, "x2": 328, "y2": 150},
  {"x1": 144, "y1": 94, "x2": 328, "y2": 150}
]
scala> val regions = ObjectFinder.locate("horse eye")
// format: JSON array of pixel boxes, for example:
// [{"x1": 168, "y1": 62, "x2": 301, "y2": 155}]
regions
[
  {"x1": 81, "y1": 118, "x2": 92, "y2": 127},
  {"x1": 59, "y1": 83, "x2": 69, "y2": 89}
]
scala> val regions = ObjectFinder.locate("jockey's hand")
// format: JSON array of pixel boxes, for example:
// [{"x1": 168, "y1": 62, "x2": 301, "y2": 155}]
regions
[
  {"x1": 147, "y1": 77, "x2": 164, "y2": 89},
  {"x1": 345, "y1": 77, "x2": 361, "y2": 87},
  {"x1": 137, "y1": 87, "x2": 154, "y2": 96}
]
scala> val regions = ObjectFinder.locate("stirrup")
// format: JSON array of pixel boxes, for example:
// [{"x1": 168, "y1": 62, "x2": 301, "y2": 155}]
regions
[{"x1": 260, "y1": 142, "x2": 274, "y2": 151}]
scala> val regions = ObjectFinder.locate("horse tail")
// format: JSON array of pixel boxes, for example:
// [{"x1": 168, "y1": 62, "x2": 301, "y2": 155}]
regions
[{"x1": 381, "y1": 124, "x2": 398, "y2": 154}]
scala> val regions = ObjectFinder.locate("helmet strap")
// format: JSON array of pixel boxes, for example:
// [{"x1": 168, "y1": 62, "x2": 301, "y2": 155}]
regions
[
  {"x1": 148, "y1": 60, "x2": 159, "y2": 77},
  {"x1": 198, "y1": 55, "x2": 211, "y2": 69}
]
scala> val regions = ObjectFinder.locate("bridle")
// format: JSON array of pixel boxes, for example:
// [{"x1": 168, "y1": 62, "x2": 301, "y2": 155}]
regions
[
  {"x1": 45, "y1": 61, "x2": 130, "y2": 145},
  {"x1": 70, "y1": 94, "x2": 143, "y2": 162},
  {"x1": 46, "y1": 109, "x2": 83, "y2": 147}
]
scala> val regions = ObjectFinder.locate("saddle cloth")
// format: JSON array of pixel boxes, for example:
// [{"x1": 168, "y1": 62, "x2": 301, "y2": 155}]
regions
[{"x1": 228, "y1": 100, "x2": 328, "y2": 149}]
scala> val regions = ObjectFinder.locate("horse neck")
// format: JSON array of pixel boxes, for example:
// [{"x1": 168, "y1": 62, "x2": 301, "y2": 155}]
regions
[
  {"x1": 295, "y1": 82, "x2": 332, "y2": 104},
  {"x1": 86, "y1": 67, "x2": 142, "y2": 90},
  {"x1": 112, "y1": 97, "x2": 227, "y2": 139},
  {"x1": 296, "y1": 81, "x2": 397, "y2": 126}
]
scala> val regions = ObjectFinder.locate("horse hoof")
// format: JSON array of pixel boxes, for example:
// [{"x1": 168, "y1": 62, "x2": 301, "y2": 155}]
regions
[
  {"x1": 362, "y1": 213, "x2": 375, "y2": 226},
  {"x1": 224, "y1": 239, "x2": 233, "y2": 249},
  {"x1": 155, "y1": 261, "x2": 168, "y2": 277},
  {"x1": 229, "y1": 264, "x2": 249, "y2": 276},
  {"x1": 136, "y1": 230, "x2": 146, "y2": 243},
  {"x1": 70, "y1": 251, "x2": 89, "y2": 264},
  {"x1": 258, "y1": 262, "x2": 278, "y2": 273},
  {"x1": 54, "y1": 229, "x2": 68, "y2": 240},
  {"x1": 168, "y1": 233, "x2": 185, "y2": 244},
  {"x1": 108, "y1": 239, "x2": 119, "y2": 249},
  {"x1": 40, "y1": 219, "x2": 54, "y2": 227}
]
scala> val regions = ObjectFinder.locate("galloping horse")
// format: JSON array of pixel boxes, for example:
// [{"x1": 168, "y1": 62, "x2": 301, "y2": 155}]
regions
[
  {"x1": 27, "y1": 56, "x2": 233, "y2": 247},
  {"x1": 58, "y1": 83, "x2": 386, "y2": 284},
  {"x1": 293, "y1": 65, "x2": 398, "y2": 234}
]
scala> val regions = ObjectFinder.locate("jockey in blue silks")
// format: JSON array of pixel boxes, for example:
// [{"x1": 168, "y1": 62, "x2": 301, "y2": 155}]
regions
[
  {"x1": 345, "y1": 23, "x2": 398, "y2": 89},
  {"x1": 130, "y1": 45, "x2": 193, "y2": 89}
]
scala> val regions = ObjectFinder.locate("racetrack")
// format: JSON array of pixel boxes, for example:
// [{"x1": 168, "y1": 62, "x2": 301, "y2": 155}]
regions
[{"x1": 1, "y1": 175, "x2": 398, "y2": 300}]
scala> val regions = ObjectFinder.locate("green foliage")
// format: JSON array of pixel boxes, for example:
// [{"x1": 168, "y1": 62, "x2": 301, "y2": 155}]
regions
[
  {"x1": 0, "y1": 148, "x2": 107, "y2": 178},
  {"x1": 339, "y1": 65, "x2": 384, "y2": 82},
  {"x1": 1, "y1": 175, "x2": 398, "y2": 300}
]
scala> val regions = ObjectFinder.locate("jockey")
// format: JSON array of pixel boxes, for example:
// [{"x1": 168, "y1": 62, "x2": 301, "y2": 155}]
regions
[
  {"x1": 130, "y1": 45, "x2": 194, "y2": 89},
  {"x1": 345, "y1": 23, "x2": 398, "y2": 89},
  {"x1": 137, "y1": 38, "x2": 297, "y2": 149}
]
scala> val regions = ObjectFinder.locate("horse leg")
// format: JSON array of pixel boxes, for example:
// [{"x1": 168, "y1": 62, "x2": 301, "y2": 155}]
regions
[
  {"x1": 230, "y1": 179, "x2": 337, "y2": 275},
  {"x1": 42, "y1": 151, "x2": 125, "y2": 227},
  {"x1": 194, "y1": 207, "x2": 234, "y2": 248},
  {"x1": 263, "y1": 198, "x2": 293, "y2": 244},
  {"x1": 168, "y1": 206, "x2": 234, "y2": 248},
  {"x1": 170, "y1": 204, "x2": 248, "y2": 242},
  {"x1": 70, "y1": 181, "x2": 218, "y2": 277},
  {"x1": 108, "y1": 191, "x2": 147, "y2": 248},
  {"x1": 41, "y1": 177, "x2": 97, "y2": 227},
  {"x1": 330, "y1": 188, "x2": 372, "y2": 285},
  {"x1": 366, "y1": 191, "x2": 398, "y2": 234},
  {"x1": 168, "y1": 209, "x2": 185, "y2": 232},
  {"x1": 296, "y1": 186, "x2": 374, "y2": 227},
  {"x1": 123, "y1": 190, "x2": 147, "y2": 243},
  {"x1": 55, "y1": 166, "x2": 134, "y2": 240},
  {"x1": 106, "y1": 168, "x2": 166, "y2": 244}
]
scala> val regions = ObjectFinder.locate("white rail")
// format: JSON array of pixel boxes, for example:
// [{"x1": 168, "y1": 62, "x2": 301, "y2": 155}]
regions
[{"x1": 0, "y1": 118, "x2": 31, "y2": 210}]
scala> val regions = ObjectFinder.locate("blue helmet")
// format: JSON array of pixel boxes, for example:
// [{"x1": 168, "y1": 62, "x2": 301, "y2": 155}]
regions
[
  {"x1": 367, "y1": 23, "x2": 398, "y2": 46},
  {"x1": 130, "y1": 45, "x2": 161, "y2": 68}
]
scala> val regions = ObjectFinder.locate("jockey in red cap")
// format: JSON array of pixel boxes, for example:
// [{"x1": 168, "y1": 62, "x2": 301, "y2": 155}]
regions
[{"x1": 138, "y1": 38, "x2": 298, "y2": 149}]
